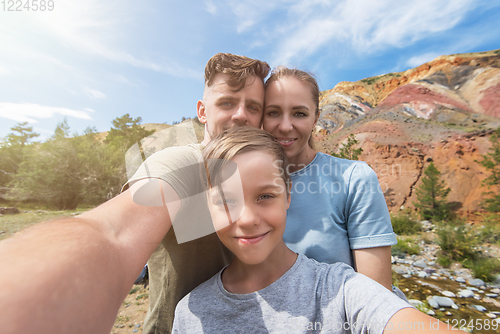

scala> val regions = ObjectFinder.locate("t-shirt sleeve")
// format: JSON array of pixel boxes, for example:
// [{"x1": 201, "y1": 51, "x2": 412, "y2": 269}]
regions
[
  {"x1": 120, "y1": 144, "x2": 216, "y2": 243},
  {"x1": 341, "y1": 269, "x2": 412, "y2": 334},
  {"x1": 345, "y1": 162, "x2": 397, "y2": 249},
  {"x1": 121, "y1": 144, "x2": 204, "y2": 199}
]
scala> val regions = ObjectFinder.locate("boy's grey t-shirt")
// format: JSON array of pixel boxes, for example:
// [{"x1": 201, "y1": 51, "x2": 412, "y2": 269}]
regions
[{"x1": 172, "y1": 254, "x2": 411, "y2": 333}]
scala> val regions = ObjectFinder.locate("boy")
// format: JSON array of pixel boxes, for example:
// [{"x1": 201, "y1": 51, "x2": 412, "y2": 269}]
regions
[{"x1": 172, "y1": 126, "x2": 462, "y2": 333}]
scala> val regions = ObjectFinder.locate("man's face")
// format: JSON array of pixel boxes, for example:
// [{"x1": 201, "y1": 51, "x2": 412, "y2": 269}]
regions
[{"x1": 197, "y1": 74, "x2": 265, "y2": 143}]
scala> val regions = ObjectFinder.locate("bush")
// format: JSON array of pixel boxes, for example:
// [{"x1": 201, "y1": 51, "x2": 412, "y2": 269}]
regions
[
  {"x1": 437, "y1": 254, "x2": 452, "y2": 268},
  {"x1": 476, "y1": 214, "x2": 500, "y2": 246},
  {"x1": 391, "y1": 214, "x2": 422, "y2": 235},
  {"x1": 462, "y1": 257, "x2": 500, "y2": 282},
  {"x1": 436, "y1": 220, "x2": 478, "y2": 262},
  {"x1": 392, "y1": 237, "x2": 421, "y2": 256}
]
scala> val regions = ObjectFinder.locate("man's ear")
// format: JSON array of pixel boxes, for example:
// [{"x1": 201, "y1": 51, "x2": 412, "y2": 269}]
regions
[
  {"x1": 286, "y1": 181, "x2": 292, "y2": 209},
  {"x1": 197, "y1": 100, "x2": 207, "y2": 124}
]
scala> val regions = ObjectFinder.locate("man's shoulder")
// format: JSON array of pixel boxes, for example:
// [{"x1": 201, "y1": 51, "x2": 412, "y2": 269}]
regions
[
  {"x1": 147, "y1": 143, "x2": 203, "y2": 161},
  {"x1": 122, "y1": 143, "x2": 204, "y2": 191}
]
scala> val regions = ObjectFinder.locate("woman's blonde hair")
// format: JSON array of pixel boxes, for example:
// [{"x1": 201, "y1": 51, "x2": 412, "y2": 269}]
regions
[
  {"x1": 265, "y1": 66, "x2": 319, "y2": 149},
  {"x1": 203, "y1": 126, "x2": 290, "y2": 197}
]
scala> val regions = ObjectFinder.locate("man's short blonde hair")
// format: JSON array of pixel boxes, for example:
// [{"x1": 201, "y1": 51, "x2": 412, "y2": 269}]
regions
[
  {"x1": 205, "y1": 53, "x2": 270, "y2": 92},
  {"x1": 203, "y1": 126, "x2": 290, "y2": 197}
]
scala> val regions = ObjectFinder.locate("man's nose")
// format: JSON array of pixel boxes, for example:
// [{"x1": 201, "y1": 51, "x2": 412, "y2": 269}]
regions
[{"x1": 232, "y1": 103, "x2": 248, "y2": 124}]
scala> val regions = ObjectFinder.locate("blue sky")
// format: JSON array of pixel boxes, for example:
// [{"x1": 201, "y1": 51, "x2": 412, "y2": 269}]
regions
[{"x1": 0, "y1": 0, "x2": 499, "y2": 140}]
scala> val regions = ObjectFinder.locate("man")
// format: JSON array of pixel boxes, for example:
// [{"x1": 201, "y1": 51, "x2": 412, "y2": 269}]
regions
[
  {"x1": 132, "y1": 54, "x2": 270, "y2": 333},
  {"x1": 0, "y1": 53, "x2": 270, "y2": 334}
]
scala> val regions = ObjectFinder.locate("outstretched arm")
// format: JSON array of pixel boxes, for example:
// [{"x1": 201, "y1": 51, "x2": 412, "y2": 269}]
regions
[
  {"x1": 385, "y1": 307, "x2": 466, "y2": 333},
  {"x1": 0, "y1": 179, "x2": 177, "y2": 334}
]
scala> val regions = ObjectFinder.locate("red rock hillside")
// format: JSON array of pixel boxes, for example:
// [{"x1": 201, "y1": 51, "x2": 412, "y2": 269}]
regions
[{"x1": 315, "y1": 49, "x2": 500, "y2": 214}]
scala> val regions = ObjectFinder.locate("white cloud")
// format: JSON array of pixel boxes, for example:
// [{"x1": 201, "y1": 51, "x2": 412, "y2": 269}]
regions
[
  {"x1": 0, "y1": 103, "x2": 92, "y2": 123},
  {"x1": 84, "y1": 88, "x2": 106, "y2": 99},
  {"x1": 406, "y1": 52, "x2": 440, "y2": 68},
  {"x1": 84, "y1": 108, "x2": 96, "y2": 113},
  {"x1": 205, "y1": 1, "x2": 217, "y2": 14},
  {"x1": 0, "y1": 66, "x2": 9, "y2": 76},
  {"x1": 227, "y1": 0, "x2": 290, "y2": 33},
  {"x1": 232, "y1": 0, "x2": 477, "y2": 65}
]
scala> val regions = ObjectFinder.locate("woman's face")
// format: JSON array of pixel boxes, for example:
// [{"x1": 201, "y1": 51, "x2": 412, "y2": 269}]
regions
[{"x1": 263, "y1": 77, "x2": 318, "y2": 166}]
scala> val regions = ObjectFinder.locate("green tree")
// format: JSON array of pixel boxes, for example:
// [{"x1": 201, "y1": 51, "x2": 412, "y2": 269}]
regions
[
  {"x1": 331, "y1": 134, "x2": 363, "y2": 160},
  {"x1": 413, "y1": 162, "x2": 451, "y2": 220},
  {"x1": 11, "y1": 122, "x2": 123, "y2": 209},
  {"x1": 104, "y1": 114, "x2": 155, "y2": 152},
  {"x1": 0, "y1": 122, "x2": 39, "y2": 196},
  {"x1": 477, "y1": 127, "x2": 500, "y2": 213}
]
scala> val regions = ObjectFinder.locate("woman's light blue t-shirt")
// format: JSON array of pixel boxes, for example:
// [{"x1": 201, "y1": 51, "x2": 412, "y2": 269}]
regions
[{"x1": 284, "y1": 153, "x2": 397, "y2": 267}]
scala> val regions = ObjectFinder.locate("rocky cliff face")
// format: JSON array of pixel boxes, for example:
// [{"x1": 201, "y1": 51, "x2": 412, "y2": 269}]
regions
[{"x1": 316, "y1": 49, "x2": 500, "y2": 214}]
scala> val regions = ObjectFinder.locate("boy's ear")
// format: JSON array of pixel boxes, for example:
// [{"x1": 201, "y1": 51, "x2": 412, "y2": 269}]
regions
[{"x1": 197, "y1": 100, "x2": 207, "y2": 124}]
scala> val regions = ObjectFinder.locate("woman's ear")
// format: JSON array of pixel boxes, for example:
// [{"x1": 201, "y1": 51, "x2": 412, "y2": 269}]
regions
[
  {"x1": 197, "y1": 100, "x2": 207, "y2": 124},
  {"x1": 313, "y1": 110, "x2": 319, "y2": 128},
  {"x1": 286, "y1": 181, "x2": 292, "y2": 209}
]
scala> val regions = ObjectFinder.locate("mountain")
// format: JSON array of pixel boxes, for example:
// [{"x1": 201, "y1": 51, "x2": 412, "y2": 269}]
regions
[{"x1": 315, "y1": 49, "x2": 500, "y2": 214}]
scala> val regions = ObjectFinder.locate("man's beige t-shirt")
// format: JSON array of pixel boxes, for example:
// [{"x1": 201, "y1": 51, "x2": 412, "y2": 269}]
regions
[{"x1": 123, "y1": 144, "x2": 233, "y2": 334}]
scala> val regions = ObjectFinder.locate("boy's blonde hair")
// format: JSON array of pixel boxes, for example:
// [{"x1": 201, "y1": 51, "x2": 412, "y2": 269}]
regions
[
  {"x1": 205, "y1": 53, "x2": 271, "y2": 92},
  {"x1": 203, "y1": 126, "x2": 290, "y2": 197}
]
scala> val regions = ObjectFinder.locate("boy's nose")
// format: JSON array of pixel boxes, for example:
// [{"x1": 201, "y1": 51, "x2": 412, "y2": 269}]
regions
[{"x1": 235, "y1": 205, "x2": 259, "y2": 228}]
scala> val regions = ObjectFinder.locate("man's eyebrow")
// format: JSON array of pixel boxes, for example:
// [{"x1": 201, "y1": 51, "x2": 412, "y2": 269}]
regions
[{"x1": 216, "y1": 96, "x2": 237, "y2": 102}]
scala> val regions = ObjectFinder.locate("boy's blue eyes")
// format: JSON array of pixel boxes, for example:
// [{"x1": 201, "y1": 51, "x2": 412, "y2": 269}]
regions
[
  {"x1": 214, "y1": 199, "x2": 236, "y2": 206},
  {"x1": 258, "y1": 194, "x2": 274, "y2": 200},
  {"x1": 212, "y1": 194, "x2": 274, "y2": 206}
]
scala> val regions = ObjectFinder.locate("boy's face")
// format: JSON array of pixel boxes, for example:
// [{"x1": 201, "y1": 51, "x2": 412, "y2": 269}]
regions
[
  {"x1": 208, "y1": 150, "x2": 290, "y2": 266},
  {"x1": 197, "y1": 74, "x2": 265, "y2": 143}
]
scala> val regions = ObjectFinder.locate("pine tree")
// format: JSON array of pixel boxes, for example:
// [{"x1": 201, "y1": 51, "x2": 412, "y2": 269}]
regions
[
  {"x1": 0, "y1": 122, "x2": 39, "y2": 196},
  {"x1": 477, "y1": 127, "x2": 500, "y2": 213},
  {"x1": 413, "y1": 162, "x2": 451, "y2": 220},
  {"x1": 104, "y1": 114, "x2": 155, "y2": 152},
  {"x1": 331, "y1": 134, "x2": 363, "y2": 160}
]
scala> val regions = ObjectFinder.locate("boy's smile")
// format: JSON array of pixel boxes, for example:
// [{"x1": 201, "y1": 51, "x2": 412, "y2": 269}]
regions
[{"x1": 209, "y1": 150, "x2": 290, "y2": 266}]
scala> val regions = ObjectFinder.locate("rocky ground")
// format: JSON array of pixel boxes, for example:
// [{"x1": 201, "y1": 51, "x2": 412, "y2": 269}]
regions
[
  {"x1": 392, "y1": 221, "x2": 500, "y2": 333},
  {"x1": 111, "y1": 284, "x2": 149, "y2": 334}
]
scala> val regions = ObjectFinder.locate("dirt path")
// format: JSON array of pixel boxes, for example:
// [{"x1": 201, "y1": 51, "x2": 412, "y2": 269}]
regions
[{"x1": 110, "y1": 284, "x2": 149, "y2": 334}]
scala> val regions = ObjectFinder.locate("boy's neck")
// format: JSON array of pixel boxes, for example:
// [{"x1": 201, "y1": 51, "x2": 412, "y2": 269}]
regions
[{"x1": 221, "y1": 242, "x2": 298, "y2": 294}]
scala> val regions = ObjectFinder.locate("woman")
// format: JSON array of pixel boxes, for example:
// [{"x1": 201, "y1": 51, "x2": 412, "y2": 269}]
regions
[{"x1": 263, "y1": 67, "x2": 401, "y2": 295}]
